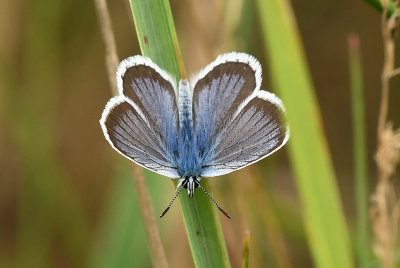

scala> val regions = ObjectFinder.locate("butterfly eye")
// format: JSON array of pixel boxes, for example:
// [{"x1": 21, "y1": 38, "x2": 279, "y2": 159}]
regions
[{"x1": 181, "y1": 177, "x2": 189, "y2": 188}]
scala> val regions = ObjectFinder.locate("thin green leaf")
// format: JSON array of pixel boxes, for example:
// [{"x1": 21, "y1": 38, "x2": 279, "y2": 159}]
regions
[
  {"x1": 128, "y1": 0, "x2": 231, "y2": 267},
  {"x1": 256, "y1": 0, "x2": 354, "y2": 267},
  {"x1": 348, "y1": 34, "x2": 370, "y2": 268}
]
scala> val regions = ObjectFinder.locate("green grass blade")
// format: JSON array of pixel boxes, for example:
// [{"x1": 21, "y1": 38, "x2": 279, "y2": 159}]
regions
[
  {"x1": 348, "y1": 34, "x2": 370, "y2": 268},
  {"x1": 256, "y1": 0, "x2": 354, "y2": 267},
  {"x1": 130, "y1": 0, "x2": 184, "y2": 81},
  {"x1": 128, "y1": 0, "x2": 231, "y2": 267}
]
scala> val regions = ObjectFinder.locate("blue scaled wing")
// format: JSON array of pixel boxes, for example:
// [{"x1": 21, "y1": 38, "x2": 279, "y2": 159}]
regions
[
  {"x1": 100, "y1": 56, "x2": 180, "y2": 178},
  {"x1": 191, "y1": 52, "x2": 289, "y2": 177}
]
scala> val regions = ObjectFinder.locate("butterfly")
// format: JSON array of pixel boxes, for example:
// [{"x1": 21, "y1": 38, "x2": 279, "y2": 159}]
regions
[{"x1": 100, "y1": 52, "x2": 289, "y2": 218}]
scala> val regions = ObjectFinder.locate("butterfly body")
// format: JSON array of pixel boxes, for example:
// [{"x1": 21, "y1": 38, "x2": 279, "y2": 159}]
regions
[{"x1": 176, "y1": 80, "x2": 203, "y2": 178}]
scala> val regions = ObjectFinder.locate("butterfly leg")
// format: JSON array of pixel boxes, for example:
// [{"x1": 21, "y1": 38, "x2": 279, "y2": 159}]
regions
[{"x1": 176, "y1": 178, "x2": 184, "y2": 192}]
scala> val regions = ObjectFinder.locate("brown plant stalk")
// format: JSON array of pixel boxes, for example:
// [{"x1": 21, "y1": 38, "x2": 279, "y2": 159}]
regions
[
  {"x1": 93, "y1": 0, "x2": 169, "y2": 267},
  {"x1": 370, "y1": 0, "x2": 400, "y2": 267}
]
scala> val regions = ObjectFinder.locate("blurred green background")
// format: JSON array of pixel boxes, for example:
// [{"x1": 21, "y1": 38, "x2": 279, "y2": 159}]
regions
[{"x1": 0, "y1": 0, "x2": 399, "y2": 267}]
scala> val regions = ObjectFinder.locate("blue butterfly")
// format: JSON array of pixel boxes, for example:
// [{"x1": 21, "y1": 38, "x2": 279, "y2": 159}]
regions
[{"x1": 100, "y1": 52, "x2": 289, "y2": 218}]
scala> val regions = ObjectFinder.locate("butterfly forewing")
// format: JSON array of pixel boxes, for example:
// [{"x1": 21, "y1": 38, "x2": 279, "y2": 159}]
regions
[
  {"x1": 100, "y1": 56, "x2": 180, "y2": 178},
  {"x1": 191, "y1": 53, "x2": 289, "y2": 177},
  {"x1": 118, "y1": 57, "x2": 179, "y2": 154},
  {"x1": 192, "y1": 53, "x2": 261, "y2": 159}
]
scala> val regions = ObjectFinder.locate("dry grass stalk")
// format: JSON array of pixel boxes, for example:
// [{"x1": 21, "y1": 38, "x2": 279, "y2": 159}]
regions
[
  {"x1": 93, "y1": 0, "x2": 119, "y2": 94},
  {"x1": 93, "y1": 0, "x2": 169, "y2": 267},
  {"x1": 370, "y1": 1, "x2": 400, "y2": 267}
]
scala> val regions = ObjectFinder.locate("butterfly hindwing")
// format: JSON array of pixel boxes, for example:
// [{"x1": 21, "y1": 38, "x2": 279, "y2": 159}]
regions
[{"x1": 200, "y1": 91, "x2": 289, "y2": 177}]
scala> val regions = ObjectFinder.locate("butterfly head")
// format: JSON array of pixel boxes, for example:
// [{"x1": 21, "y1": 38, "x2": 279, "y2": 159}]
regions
[
  {"x1": 181, "y1": 176, "x2": 201, "y2": 198},
  {"x1": 159, "y1": 175, "x2": 231, "y2": 219}
]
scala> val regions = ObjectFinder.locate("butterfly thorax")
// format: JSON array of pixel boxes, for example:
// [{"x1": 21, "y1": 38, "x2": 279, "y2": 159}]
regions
[{"x1": 177, "y1": 125, "x2": 202, "y2": 176}]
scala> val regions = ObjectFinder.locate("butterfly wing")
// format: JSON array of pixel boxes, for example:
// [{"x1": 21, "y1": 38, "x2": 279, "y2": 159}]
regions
[
  {"x1": 100, "y1": 56, "x2": 180, "y2": 178},
  {"x1": 191, "y1": 52, "x2": 289, "y2": 177}
]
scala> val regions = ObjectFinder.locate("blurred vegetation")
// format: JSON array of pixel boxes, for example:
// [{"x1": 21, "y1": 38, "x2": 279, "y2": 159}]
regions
[
  {"x1": 258, "y1": 0, "x2": 353, "y2": 266},
  {"x1": 348, "y1": 34, "x2": 370, "y2": 267},
  {"x1": 1, "y1": 0, "x2": 399, "y2": 267}
]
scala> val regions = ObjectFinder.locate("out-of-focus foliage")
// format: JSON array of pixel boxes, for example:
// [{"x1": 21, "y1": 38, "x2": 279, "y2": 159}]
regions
[
  {"x1": 348, "y1": 34, "x2": 370, "y2": 267},
  {"x1": 257, "y1": 0, "x2": 353, "y2": 267},
  {"x1": 0, "y1": 0, "x2": 398, "y2": 267}
]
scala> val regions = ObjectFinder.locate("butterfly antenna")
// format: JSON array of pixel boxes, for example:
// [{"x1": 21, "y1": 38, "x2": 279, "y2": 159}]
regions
[
  {"x1": 160, "y1": 185, "x2": 183, "y2": 218},
  {"x1": 197, "y1": 184, "x2": 231, "y2": 219}
]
